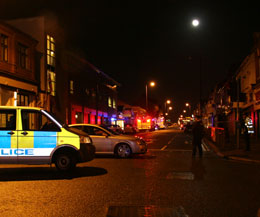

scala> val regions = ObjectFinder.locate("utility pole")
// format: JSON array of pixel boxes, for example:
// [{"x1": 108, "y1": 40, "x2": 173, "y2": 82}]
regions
[{"x1": 236, "y1": 77, "x2": 240, "y2": 148}]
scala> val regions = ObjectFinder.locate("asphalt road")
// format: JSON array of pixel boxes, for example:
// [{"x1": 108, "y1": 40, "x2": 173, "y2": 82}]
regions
[{"x1": 0, "y1": 128, "x2": 260, "y2": 217}]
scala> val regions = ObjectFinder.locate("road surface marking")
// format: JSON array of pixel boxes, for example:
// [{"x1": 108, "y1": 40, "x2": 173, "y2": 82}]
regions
[
  {"x1": 202, "y1": 142, "x2": 210, "y2": 151},
  {"x1": 167, "y1": 136, "x2": 175, "y2": 145},
  {"x1": 161, "y1": 145, "x2": 167, "y2": 150},
  {"x1": 166, "y1": 171, "x2": 194, "y2": 180},
  {"x1": 149, "y1": 149, "x2": 191, "y2": 152}
]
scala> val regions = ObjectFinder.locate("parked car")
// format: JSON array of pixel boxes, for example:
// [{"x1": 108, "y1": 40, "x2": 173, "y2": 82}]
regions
[
  {"x1": 0, "y1": 106, "x2": 95, "y2": 171},
  {"x1": 104, "y1": 124, "x2": 124, "y2": 134},
  {"x1": 69, "y1": 124, "x2": 147, "y2": 158}
]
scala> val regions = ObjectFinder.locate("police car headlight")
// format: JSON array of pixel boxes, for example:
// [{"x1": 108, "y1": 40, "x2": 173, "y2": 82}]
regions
[{"x1": 80, "y1": 136, "x2": 91, "y2": 144}]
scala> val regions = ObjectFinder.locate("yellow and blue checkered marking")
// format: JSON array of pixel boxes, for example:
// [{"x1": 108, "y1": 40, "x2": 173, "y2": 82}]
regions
[
  {"x1": 33, "y1": 132, "x2": 57, "y2": 148},
  {"x1": 0, "y1": 131, "x2": 57, "y2": 156},
  {"x1": 0, "y1": 131, "x2": 12, "y2": 148}
]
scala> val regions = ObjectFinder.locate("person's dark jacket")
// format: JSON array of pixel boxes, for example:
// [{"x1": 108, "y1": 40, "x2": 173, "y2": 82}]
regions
[{"x1": 192, "y1": 121, "x2": 204, "y2": 144}]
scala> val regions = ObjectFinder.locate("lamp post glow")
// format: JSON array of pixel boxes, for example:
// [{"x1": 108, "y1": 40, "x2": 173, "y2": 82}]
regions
[
  {"x1": 145, "y1": 81, "x2": 156, "y2": 110},
  {"x1": 186, "y1": 102, "x2": 191, "y2": 115},
  {"x1": 164, "y1": 99, "x2": 171, "y2": 115}
]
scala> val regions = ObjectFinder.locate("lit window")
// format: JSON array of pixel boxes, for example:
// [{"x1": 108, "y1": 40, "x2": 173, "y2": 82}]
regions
[
  {"x1": 47, "y1": 70, "x2": 56, "y2": 96},
  {"x1": 0, "y1": 34, "x2": 8, "y2": 62},
  {"x1": 113, "y1": 99, "x2": 116, "y2": 109},
  {"x1": 18, "y1": 43, "x2": 29, "y2": 69},
  {"x1": 108, "y1": 97, "x2": 112, "y2": 107},
  {"x1": 70, "y1": 80, "x2": 74, "y2": 94},
  {"x1": 17, "y1": 93, "x2": 30, "y2": 106},
  {"x1": 46, "y1": 35, "x2": 56, "y2": 96},
  {"x1": 47, "y1": 35, "x2": 55, "y2": 67}
]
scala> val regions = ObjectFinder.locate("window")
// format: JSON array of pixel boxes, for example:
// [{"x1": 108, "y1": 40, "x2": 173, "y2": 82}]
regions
[
  {"x1": 21, "y1": 110, "x2": 60, "y2": 131},
  {"x1": 47, "y1": 70, "x2": 56, "y2": 96},
  {"x1": 113, "y1": 99, "x2": 116, "y2": 109},
  {"x1": 0, "y1": 34, "x2": 8, "y2": 62},
  {"x1": 17, "y1": 93, "x2": 30, "y2": 106},
  {"x1": 70, "y1": 80, "x2": 74, "y2": 94},
  {"x1": 18, "y1": 43, "x2": 29, "y2": 69},
  {"x1": 75, "y1": 112, "x2": 83, "y2": 124},
  {"x1": 108, "y1": 97, "x2": 112, "y2": 107},
  {"x1": 47, "y1": 35, "x2": 55, "y2": 67},
  {"x1": 84, "y1": 126, "x2": 107, "y2": 136},
  {"x1": 46, "y1": 35, "x2": 56, "y2": 96},
  {"x1": 93, "y1": 127, "x2": 108, "y2": 136},
  {"x1": 0, "y1": 109, "x2": 16, "y2": 130}
]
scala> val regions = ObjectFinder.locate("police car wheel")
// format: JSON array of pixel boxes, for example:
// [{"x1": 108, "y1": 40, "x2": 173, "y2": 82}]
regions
[
  {"x1": 55, "y1": 153, "x2": 76, "y2": 171},
  {"x1": 115, "y1": 143, "x2": 132, "y2": 158}
]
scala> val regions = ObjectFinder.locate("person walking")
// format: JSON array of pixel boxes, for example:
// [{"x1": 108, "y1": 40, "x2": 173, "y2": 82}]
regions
[{"x1": 192, "y1": 116, "x2": 204, "y2": 158}]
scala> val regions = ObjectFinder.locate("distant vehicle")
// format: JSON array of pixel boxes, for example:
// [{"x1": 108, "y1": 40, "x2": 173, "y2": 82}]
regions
[
  {"x1": 69, "y1": 124, "x2": 147, "y2": 158},
  {"x1": 173, "y1": 123, "x2": 178, "y2": 127},
  {"x1": 124, "y1": 124, "x2": 139, "y2": 135},
  {"x1": 104, "y1": 124, "x2": 124, "y2": 134},
  {"x1": 180, "y1": 123, "x2": 185, "y2": 130},
  {"x1": 184, "y1": 123, "x2": 193, "y2": 133}
]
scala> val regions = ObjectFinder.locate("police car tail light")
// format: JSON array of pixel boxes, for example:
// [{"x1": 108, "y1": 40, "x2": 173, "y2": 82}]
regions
[{"x1": 80, "y1": 136, "x2": 91, "y2": 144}]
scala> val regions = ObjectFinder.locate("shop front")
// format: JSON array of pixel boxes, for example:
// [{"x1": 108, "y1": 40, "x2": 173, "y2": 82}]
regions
[{"x1": 254, "y1": 89, "x2": 260, "y2": 138}]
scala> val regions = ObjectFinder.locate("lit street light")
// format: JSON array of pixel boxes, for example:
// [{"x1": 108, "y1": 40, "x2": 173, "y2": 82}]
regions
[
  {"x1": 185, "y1": 103, "x2": 191, "y2": 115},
  {"x1": 164, "y1": 99, "x2": 171, "y2": 115},
  {"x1": 169, "y1": 106, "x2": 172, "y2": 110},
  {"x1": 145, "y1": 81, "x2": 156, "y2": 110}
]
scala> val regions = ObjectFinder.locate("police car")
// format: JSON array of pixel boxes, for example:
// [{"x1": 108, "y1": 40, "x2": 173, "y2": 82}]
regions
[{"x1": 0, "y1": 106, "x2": 95, "y2": 171}]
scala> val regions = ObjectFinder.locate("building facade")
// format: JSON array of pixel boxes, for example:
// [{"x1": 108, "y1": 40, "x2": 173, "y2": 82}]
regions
[
  {"x1": 5, "y1": 16, "x2": 119, "y2": 125},
  {"x1": 0, "y1": 21, "x2": 38, "y2": 108}
]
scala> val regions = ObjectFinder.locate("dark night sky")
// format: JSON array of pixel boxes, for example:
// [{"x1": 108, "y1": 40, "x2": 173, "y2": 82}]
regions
[{"x1": 1, "y1": 0, "x2": 260, "y2": 121}]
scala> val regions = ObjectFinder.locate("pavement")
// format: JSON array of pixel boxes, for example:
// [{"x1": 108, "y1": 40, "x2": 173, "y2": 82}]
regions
[{"x1": 203, "y1": 137, "x2": 260, "y2": 164}]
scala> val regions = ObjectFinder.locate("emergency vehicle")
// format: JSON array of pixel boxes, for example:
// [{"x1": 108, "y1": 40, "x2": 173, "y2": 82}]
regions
[
  {"x1": 136, "y1": 117, "x2": 152, "y2": 130},
  {"x1": 0, "y1": 106, "x2": 95, "y2": 171}
]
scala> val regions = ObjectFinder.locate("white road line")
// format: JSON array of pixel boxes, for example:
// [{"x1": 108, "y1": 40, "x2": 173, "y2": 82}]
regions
[
  {"x1": 161, "y1": 145, "x2": 167, "y2": 150},
  {"x1": 167, "y1": 136, "x2": 175, "y2": 145},
  {"x1": 202, "y1": 143, "x2": 206, "y2": 151},
  {"x1": 149, "y1": 149, "x2": 192, "y2": 152},
  {"x1": 201, "y1": 143, "x2": 210, "y2": 152}
]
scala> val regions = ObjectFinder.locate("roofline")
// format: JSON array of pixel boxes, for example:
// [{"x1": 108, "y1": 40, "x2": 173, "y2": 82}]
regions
[{"x1": 0, "y1": 106, "x2": 42, "y2": 110}]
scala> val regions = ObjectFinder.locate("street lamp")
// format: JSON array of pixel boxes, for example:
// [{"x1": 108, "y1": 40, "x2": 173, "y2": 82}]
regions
[
  {"x1": 145, "y1": 81, "x2": 156, "y2": 110},
  {"x1": 183, "y1": 110, "x2": 186, "y2": 113},
  {"x1": 164, "y1": 99, "x2": 171, "y2": 115},
  {"x1": 185, "y1": 102, "x2": 191, "y2": 115},
  {"x1": 169, "y1": 106, "x2": 172, "y2": 110}
]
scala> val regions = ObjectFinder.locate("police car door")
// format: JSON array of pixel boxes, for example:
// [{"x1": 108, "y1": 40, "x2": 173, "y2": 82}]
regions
[
  {"x1": 18, "y1": 109, "x2": 60, "y2": 164},
  {"x1": 0, "y1": 109, "x2": 18, "y2": 163}
]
